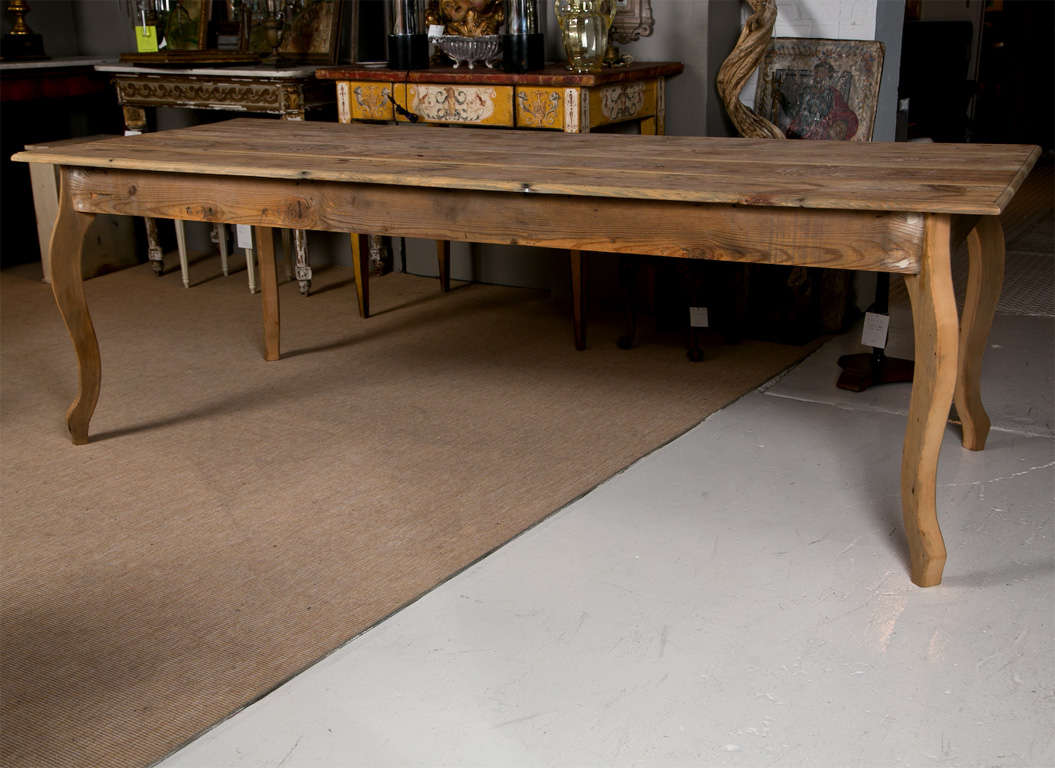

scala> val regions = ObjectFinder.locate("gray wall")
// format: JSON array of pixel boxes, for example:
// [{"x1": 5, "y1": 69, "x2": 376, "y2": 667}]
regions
[{"x1": 873, "y1": 0, "x2": 906, "y2": 142}]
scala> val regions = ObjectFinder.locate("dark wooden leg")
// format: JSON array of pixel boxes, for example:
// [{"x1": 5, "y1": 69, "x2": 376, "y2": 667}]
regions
[
  {"x1": 570, "y1": 249, "x2": 586, "y2": 351},
  {"x1": 437, "y1": 240, "x2": 451, "y2": 292},
  {"x1": 956, "y1": 216, "x2": 1004, "y2": 451},
  {"x1": 901, "y1": 214, "x2": 958, "y2": 587},
  {"x1": 255, "y1": 226, "x2": 280, "y2": 362},
  {"x1": 617, "y1": 253, "x2": 640, "y2": 350},
  {"x1": 686, "y1": 262, "x2": 705, "y2": 363},
  {"x1": 352, "y1": 233, "x2": 371, "y2": 319},
  {"x1": 50, "y1": 169, "x2": 98, "y2": 444}
]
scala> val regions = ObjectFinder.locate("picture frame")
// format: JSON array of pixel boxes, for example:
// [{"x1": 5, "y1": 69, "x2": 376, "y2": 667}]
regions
[
  {"x1": 754, "y1": 38, "x2": 884, "y2": 142},
  {"x1": 611, "y1": 0, "x2": 654, "y2": 45},
  {"x1": 248, "y1": 0, "x2": 344, "y2": 64}
]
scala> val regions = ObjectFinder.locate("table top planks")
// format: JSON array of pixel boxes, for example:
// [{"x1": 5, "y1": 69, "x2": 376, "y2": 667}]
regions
[{"x1": 13, "y1": 118, "x2": 1040, "y2": 216}]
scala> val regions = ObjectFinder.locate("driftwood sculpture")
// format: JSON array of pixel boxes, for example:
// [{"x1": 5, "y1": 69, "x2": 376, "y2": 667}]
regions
[{"x1": 715, "y1": 0, "x2": 784, "y2": 139}]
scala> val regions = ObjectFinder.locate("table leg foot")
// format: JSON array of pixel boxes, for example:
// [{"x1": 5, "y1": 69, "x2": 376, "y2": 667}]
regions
[
  {"x1": 901, "y1": 214, "x2": 957, "y2": 587},
  {"x1": 50, "y1": 171, "x2": 99, "y2": 444},
  {"x1": 956, "y1": 216, "x2": 1004, "y2": 451}
]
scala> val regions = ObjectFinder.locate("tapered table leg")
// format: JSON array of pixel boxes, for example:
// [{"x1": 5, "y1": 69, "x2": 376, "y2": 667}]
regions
[
  {"x1": 437, "y1": 240, "x2": 451, "y2": 293},
  {"x1": 255, "y1": 226, "x2": 280, "y2": 362},
  {"x1": 901, "y1": 214, "x2": 958, "y2": 587},
  {"x1": 214, "y1": 223, "x2": 230, "y2": 276},
  {"x1": 956, "y1": 216, "x2": 1005, "y2": 451},
  {"x1": 293, "y1": 229, "x2": 311, "y2": 295},
  {"x1": 570, "y1": 250, "x2": 586, "y2": 351},
  {"x1": 175, "y1": 220, "x2": 189, "y2": 288},
  {"x1": 352, "y1": 233, "x2": 370, "y2": 319},
  {"x1": 50, "y1": 170, "x2": 99, "y2": 444}
]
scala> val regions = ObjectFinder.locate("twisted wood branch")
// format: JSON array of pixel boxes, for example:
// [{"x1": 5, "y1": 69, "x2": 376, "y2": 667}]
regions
[{"x1": 716, "y1": 0, "x2": 784, "y2": 139}]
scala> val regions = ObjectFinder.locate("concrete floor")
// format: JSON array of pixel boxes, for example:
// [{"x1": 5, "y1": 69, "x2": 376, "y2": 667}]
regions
[{"x1": 158, "y1": 310, "x2": 1054, "y2": 768}]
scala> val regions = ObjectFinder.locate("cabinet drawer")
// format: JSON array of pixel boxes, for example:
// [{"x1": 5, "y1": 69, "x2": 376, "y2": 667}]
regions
[
  {"x1": 588, "y1": 80, "x2": 657, "y2": 129},
  {"x1": 515, "y1": 87, "x2": 564, "y2": 130},
  {"x1": 404, "y1": 83, "x2": 514, "y2": 126},
  {"x1": 338, "y1": 81, "x2": 399, "y2": 122}
]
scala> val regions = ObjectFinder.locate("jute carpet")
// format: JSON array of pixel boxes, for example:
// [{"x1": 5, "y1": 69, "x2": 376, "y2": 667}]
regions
[{"x1": 1, "y1": 256, "x2": 817, "y2": 768}]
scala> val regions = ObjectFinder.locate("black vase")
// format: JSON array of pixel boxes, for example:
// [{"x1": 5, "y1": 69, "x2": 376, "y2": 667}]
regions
[
  {"x1": 388, "y1": 33, "x2": 429, "y2": 70},
  {"x1": 502, "y1": 32, "x2": 544, "y2": 73}
]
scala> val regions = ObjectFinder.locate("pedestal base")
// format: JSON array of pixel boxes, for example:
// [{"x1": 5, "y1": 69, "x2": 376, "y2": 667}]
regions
[{"x1": 2, "y1": 32, "x2": 45, "y2": 60}]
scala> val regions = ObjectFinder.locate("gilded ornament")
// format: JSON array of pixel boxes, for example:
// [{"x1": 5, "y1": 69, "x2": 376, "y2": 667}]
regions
[{"x1": 425, "y1": 0, "x2": 504, "y2": 36}]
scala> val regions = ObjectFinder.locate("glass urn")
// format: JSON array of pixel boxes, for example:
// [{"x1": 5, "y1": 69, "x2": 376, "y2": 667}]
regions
[{"x1": 553, "y1": 0, "x2": 616, "y2": 73}]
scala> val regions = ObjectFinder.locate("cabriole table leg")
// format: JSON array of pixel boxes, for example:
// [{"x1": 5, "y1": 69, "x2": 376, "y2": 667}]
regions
[
  {"x1": 901, "y1": 214, "x2": 958, "y2": 586},
  {"x1": 956, "y1": 216, "x2": 1005, "y2": 451},
  {"x1": 50, "y1": 169, "x2": 99, "y2": 444}
]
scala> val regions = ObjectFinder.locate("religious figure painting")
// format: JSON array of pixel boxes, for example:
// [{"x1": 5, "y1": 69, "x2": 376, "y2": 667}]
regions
[{"x1": 755, "y1": 38, "x2": 884, "y2": 142}]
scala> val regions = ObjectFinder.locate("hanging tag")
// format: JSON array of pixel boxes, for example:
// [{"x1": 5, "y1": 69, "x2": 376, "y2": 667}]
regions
[
  {"x1": 235, "y1": 224, "x2": 253, "y2": 249},
  {"x1": 861, "y1": 311, "x2": 890, "y2": 349},
  {"x1": 427, "y1": 24, "x2": 445, "y2": 39},
  {"x1": 135, "y1": 25, "x2": 159, "y2": 53},
  {"x1": 689, "y1": 306, "x2": 710, "y2": 328}
]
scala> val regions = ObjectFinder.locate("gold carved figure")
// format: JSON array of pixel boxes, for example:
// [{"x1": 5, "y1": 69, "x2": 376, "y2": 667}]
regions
[{"x1": 425, "y1": 0, "x2": 504, "y2": 36}]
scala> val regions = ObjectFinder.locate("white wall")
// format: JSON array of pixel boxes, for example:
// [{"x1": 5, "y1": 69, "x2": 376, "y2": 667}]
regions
[
  {"x1": 773, "y1": 0, "x2": 878, "y2": 38},
  {"x1": 737, "y1": 0, "x2": 902, "y2": 141}
]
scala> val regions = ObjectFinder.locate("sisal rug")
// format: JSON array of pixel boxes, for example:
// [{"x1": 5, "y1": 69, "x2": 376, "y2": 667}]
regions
[{"x1": 1, "y1": 257, "x2": 817, "y2": 768}]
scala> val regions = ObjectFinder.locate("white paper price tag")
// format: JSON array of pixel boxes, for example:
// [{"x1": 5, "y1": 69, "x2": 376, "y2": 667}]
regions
[
  {"x1": 123, "y1": 129, "x2": 142, "y2": 137},
  {"x1": 861, "y1": 311, "x2": 890, "y2": 349},
  {"x1": 235, "y1": 224, "x2": 253, "y2": 249},
  {"x1": 428, "y1": 24, "x2": 445, "y2": 38},
  {"x1": 689, "y1": 306, "x2": 710, "y2": 328}
]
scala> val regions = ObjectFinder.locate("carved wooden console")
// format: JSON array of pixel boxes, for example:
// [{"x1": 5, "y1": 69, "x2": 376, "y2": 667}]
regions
[
  {"x1": 318, "y1": 61, "x2": 681, "y2": 133},
  {"x1": 98, "y1": 63, "x2": 335, "y2": 294}
]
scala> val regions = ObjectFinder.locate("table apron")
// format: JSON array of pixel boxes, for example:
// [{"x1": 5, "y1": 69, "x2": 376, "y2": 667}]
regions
[{"x1": 66, "y1": 166, "x2": 925, "y2": 273}]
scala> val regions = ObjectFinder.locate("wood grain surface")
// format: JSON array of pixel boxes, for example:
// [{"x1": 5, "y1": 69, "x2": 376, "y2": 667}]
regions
[
  {"x1": 61, "y1": 168, "x2": 927, "y2": 273},
  {"x1": 13, "y1": 118, "x2": 1040, "y2": 216}
]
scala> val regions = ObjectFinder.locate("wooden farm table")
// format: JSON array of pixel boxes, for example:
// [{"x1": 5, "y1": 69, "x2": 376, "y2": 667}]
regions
[{"x1": 13, "y1": 118, "x2": 1039, "y2": 588}]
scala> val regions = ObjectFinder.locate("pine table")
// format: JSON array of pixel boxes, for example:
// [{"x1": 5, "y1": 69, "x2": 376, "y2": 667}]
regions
[{"x1": 13, "y1": 118, "x2": 1039, "y2": 587}]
